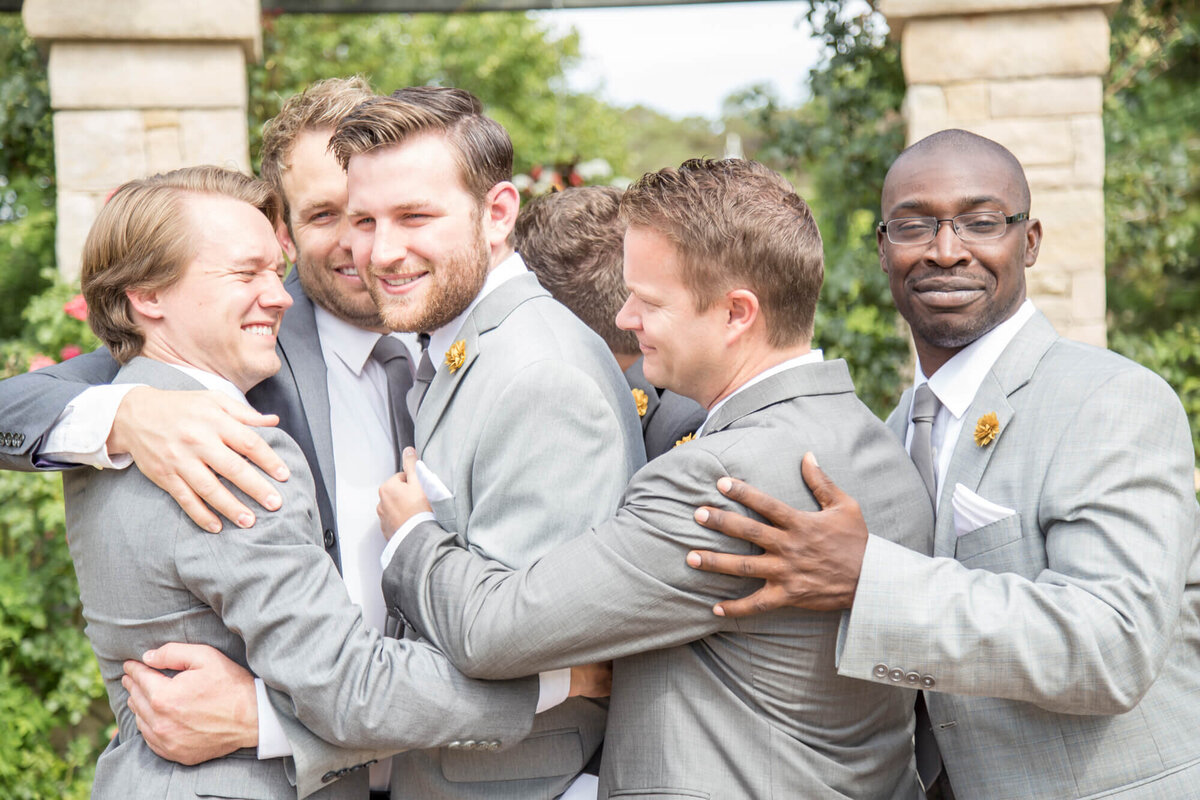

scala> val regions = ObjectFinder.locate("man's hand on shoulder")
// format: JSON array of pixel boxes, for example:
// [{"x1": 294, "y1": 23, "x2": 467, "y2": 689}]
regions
[
  {"x1": 686, "y1": 453, "x2": 868, "y2": 616},
  {"x1": 110, "y1": 387, "x2": 288, "y2": 532},
  {"x1": 121, "y1": 643, "x2": 258, "y2": 765}
]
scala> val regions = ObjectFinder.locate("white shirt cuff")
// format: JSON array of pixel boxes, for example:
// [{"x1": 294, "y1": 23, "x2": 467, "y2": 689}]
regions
[
  {"x1": 379, "y1": 511, "x2": 436, "y2": 569},
  {"x1": 255, "y1": 678, "x2": 293, "y2": 760},
  {"x1": 40, "y1": 383, "x2": 140, "y2": 469},
  {"x1": 536, "y1": 668, "x2": 571, "y2": 713}
]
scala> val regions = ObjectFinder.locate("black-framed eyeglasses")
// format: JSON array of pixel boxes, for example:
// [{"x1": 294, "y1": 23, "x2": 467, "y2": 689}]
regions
[{"x1": 877, "y1": 211, "x2": 1030, "y2": 246}]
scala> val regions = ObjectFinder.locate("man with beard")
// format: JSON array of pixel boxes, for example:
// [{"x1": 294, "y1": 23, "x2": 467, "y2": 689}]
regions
[
  {"x1": 685, "y1": 130, "x2": 1200, "y2": 800},
  {"x1": 328, "y1": 93, "x2": 645, "y2": 799},
  {"x1": 0, "y1": 80, "x2": 591, "y2": 798}
]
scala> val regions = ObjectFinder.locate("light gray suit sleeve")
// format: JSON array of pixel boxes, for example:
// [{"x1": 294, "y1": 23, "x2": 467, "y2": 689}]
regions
[
  {"x1": 387, "y1": 444, "x2": 777, "y2": 677},
  {"x1": 840, "y1": 366, "x2": 1198, "y2": 714},
  {"x1": 0, "y1": 347, "x2": 119, "y2": 469},
  {"x1": 173, "y1": 429, "x2": 538, "y2": 797}
]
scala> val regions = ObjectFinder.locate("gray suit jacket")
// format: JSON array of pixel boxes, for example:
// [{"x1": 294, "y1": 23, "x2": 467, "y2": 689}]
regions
[
  {"x1": 70, "y1": 358, "x2": 538, "y2": 799},
  {"x1": 389, "y1": 359, "x2": 934, "y2": 799},
  {"x1": 384, "y1": 272, "x2": 646, "y2": 799},
  {"x1": 840, "y1": 312, "x2": 1200, "y2": 799},
  {"x1": 624, "y1": 356, "x2": 706, "y2": 460}
]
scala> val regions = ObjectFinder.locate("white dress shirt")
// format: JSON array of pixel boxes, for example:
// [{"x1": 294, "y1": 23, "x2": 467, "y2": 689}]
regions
[{"x1": 904, "y1": 299, "x2": 1036, "y2": 510}]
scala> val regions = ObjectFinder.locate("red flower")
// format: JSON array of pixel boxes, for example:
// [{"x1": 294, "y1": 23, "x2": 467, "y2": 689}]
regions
[
  {"x1": 60, "y1": 344, "x2": 83, "y2": 360},
  {"x1": 568, "y1": 170, "x2": 584, "y2": 187},
  {"x1": 28, "y1": 354, "x2": 56, "y2": 372},
  {"x1": 64, "y1": 294, "x2": 88, "y2": 321}
]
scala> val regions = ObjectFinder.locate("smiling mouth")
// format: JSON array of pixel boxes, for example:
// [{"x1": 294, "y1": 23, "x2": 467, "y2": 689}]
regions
[
  {"x1": 335, "y1": 266, "x2": 360, "y2": 279},
  {"x1": 911, "y1": 278, "x2": 987, "y2": 308},
  {"x1": 243, "y1": 324, "x2": 277, "y2": 337},
  {"x1": 376, "y1": 271, "x2": 427, "y2": 293}
]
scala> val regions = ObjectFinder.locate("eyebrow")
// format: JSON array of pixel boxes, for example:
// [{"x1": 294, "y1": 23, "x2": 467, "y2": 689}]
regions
[{"x1": 888, "y1": 194, "x2": 1006, "y2": 217}]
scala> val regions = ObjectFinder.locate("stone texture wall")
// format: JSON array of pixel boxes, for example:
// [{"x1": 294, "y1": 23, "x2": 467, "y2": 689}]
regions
[
  {"x1": 22, "y1": 0, "x2": 261, "y2": 281},
  {"x1": 880, "y1": 0, "x2": 1118, "y2": 346}
]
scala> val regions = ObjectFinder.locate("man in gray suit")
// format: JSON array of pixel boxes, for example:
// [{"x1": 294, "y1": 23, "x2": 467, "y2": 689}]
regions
[
  {"x1": 514, "y1": 186, "x2": 705, "y2": 459},
  {"x1": 377, "y1": 158, "x2": 935, "y2": 799},
  {"x1": 329, "y1": 94, "x2": 645, "y2": 798},
  {"x1": 65, "y1": 166, "x2": 542, "y2": 799},
  {"x1": 688, "y1": 130, "x2": 1200, "y2": 799}
]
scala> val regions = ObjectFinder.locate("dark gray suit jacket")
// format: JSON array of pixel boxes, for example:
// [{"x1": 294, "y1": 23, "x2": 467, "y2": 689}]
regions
[
  {"x1": 390, "y1": 359, "x2": 934, "y2": 799},
  {"x1": 624, "y1": 356, "x2": 706, "y2": 460},
  {"x1": 70, "y1": 359, "x2": 537, "y2": 799}
]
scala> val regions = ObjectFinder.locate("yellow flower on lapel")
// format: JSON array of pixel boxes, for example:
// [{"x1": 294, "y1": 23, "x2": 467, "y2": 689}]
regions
[
  {"x1": 445, "y1": 340, "x2": 466, "y2": 373},
  {"x1": 674, "y1": 432, "x2": 696, "y2": 448},
  {"x1": 974, "y1": 412, "x2": 1000, "y2": 446},
  {"x1": 631, "y1": 388, "x2": 649, "y2": 417}
]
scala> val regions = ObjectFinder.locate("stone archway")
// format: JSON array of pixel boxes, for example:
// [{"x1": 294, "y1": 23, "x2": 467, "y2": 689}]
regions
[{"x1": 22, "y1": 0, "x2": 1117, "y2": 344}]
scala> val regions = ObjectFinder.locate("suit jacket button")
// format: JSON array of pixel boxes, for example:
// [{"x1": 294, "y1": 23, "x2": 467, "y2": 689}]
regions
[
  {"x1": 888, "y1": 668, "x2": 905, "y2": 682},
  {"x1": 873, "y1": 663, "x2": 889, "y2": 678},
  {"x1": 905, "y1": 671, "x2": 921, "y2": 685},
  {"x1": 463, "y1": 740, "x2": 476, "y2": 750},
  {"x1": 488, "y1": 741, "x2": 500, "y2": 750},
  {"x1": 921, "y1": 675, "x2": 936, "y2": 689},
  {"x1": 447, "y1": 740, "x2": 461, "y2": 750},
  {"x1": 321, "y1": 771, "x2": 338, "y2": 783},
  {"x1": 323, "y1": 529, "x2": 336, "y2": 548}
]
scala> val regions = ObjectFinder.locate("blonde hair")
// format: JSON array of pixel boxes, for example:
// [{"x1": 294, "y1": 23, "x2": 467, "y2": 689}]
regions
[
  {"x1": 82, "y1": 166, "x2": 281, "y2": 363},
  {"x1": 621, "y1": 158, "x2": 824, "y2": 347}
]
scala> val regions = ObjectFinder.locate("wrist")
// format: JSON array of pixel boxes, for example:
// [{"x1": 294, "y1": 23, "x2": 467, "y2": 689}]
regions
[{"x1": 106, "y1": 386, "x2": 147, "y2": 455}]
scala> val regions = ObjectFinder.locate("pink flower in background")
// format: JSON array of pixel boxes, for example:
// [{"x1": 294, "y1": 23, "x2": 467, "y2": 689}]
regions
[
  {"x1": 64, "y1": 294, "x2": 88, "y2": 321},
  {"x1": 28, "y1": 355, "x2": 56, "y2": 372},
  {"x1": 60, "y1": 344, "x2": 83, "y2": 360}
]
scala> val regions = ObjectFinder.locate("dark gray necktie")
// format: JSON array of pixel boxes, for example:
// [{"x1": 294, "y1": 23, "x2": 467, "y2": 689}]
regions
[
  {"x1": 406, "y1": 332, "x2": 435, "y2": 422},
  {"x1": 909, "y1": 383, "x2": 941, "y2": 503},
  {"x1": 368, "y1": 335, "x2": 415, "y2": 470}
]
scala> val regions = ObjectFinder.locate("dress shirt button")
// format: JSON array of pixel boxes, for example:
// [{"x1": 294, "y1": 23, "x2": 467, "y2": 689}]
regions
[
  {"x1": 888, "y1": 668, "x2": 905, "y2": 682},
  {"x1": 921, "y1": 674, "x2": 936, "y2": 689},
  {"x1": 905, "y1": 671, "x2": 921, "y2": 685},
  {"x1": 872, "y1": 664, "x2": 889, "y2": 678},
  {"x1": 323, "y1": 529, "x2": 336, "y2": 548}
]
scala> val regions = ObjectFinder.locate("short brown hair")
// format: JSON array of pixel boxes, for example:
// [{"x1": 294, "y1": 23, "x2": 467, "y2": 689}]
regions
[
  {"x1": 82, "y1": 166, "x2": 282, "y2": 363},
  {"x1": 515, "y1": 186, "x2": 637, "y2": 355},
  {"x1": 620, "y1": 158, "x2": 823, "y2": 347},
  {"x1": 329, "y1": 89, "x2": 512, "y2": 202},
  {"x1": 259, "y1": 76, "x2": 375, "y2": 222}
]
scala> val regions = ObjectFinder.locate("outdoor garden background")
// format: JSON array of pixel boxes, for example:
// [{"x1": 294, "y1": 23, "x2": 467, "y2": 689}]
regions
[{"x1": 0, "y1": 1, "x2": 1196, "y2": 795}]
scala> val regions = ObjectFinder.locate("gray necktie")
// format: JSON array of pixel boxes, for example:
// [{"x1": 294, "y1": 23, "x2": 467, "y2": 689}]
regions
[
  {"x1": 406, "y1": 332, "x2": 435, "y2": 422},
  {"x1": 369, "y1": 335, "x2": 415, "y2": 470},
  {"x1": 909, "y1": 383, "x2": 941, "y2": 504}
]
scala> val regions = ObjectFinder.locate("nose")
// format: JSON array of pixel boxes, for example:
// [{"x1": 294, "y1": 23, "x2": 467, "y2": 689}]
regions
[
  {"x1": 615, "y1": 293, "x2": 639, "y2": 332},
  {"x1": 927, "y1": 218, "x2": 970, "y2": 268},
  {"x1": 369, "y1": 222, "x2": 408, "y2": 272},
  {"x1": 262, "y1": 272, "x2": 294, "y2": 311}
]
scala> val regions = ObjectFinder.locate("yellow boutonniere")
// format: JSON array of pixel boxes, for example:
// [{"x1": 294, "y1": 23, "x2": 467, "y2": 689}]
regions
[
  {"x1": 674, "y1": 432, "x2": 696, "y2": 448},
  {"x1": 445, "y1": 340, "x2": 466, "y2": 373},
  {"x1": 631, "y1": 388, "x2": 649, "y2": 417},
  {"x1": 974, "y1": 412, "x2": 1000, "y2": 446}
]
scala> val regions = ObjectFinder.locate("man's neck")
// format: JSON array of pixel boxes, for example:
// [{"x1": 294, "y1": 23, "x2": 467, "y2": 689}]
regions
[{"x1": 699, "y1": 341, "x2": 814, "y2": 410}]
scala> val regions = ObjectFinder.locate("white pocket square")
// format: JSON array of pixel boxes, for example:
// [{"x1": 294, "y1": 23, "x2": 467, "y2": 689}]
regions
[
  {"x1": 414, "y1": 459, "x2": 453, "y2": 502},
  {"x1": 951, "y1": 483, "x2": 1016, "y2": 538}
]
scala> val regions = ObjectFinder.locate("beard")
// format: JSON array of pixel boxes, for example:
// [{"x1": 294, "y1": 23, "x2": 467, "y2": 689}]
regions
[
  {"x1": 367, "y1": 226, "x2": 491, "y2": 334},
  {"x1": 295, "y1": 252, "x2": 385, "y2": 330}
]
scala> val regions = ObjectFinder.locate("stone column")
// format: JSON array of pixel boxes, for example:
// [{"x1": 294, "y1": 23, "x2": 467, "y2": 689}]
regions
[
  {"x1": 879, "y1": 0, "x2": 1117, "y2": 346},
  {"x1": 22, "y1": 0, "x2": 261, "y2": 281}
]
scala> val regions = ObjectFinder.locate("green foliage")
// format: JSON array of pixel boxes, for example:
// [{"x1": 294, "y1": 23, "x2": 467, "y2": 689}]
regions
[
  {"x1": 1104, "y1": 0, "x2": 1200, "y2": 466},
  {"x1": 0, "y1": 15, "x2": 56, "y2": 339},
  {"x1": 729, "y1": 2, "x2": 909, "y2": 417},
  {"x1": 249, "y1": 12, "x2": 629, "y2": 176}
]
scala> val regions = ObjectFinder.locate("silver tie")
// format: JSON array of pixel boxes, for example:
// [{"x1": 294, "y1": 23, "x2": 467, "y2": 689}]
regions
[
  {"x1": 368, "y1": 335, "x2": 415, "y2": 470},
  {"x1": 909, "y1": 383, "x2": 941, "y2": 503}
]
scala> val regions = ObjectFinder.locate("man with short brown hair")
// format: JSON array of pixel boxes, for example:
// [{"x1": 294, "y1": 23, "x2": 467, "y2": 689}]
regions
[
  {"x1": 379, "y1": 158, "x2": 933, "y2": 798},
  {"x1": 515, "y1": 186, "x2": 705, "y2": 458}
]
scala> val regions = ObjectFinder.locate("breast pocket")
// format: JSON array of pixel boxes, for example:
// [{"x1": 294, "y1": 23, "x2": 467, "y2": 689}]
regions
[
  {"x1": 954, "y1": 512, "x2": 1024, "y2": 564},
  {"x1": 431, "y1": 495, "x2": 458, "y2": 534}
]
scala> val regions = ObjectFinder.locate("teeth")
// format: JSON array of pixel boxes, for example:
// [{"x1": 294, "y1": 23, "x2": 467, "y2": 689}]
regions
[
  {"x1": 244, "y1": 325, "x2": 274, "y2": 336},
  {"x1": 337, "y1": 267, "x2": 358, "y2": 277},
  {"x1": 383, "y1": 275, "x2": 421, "y2": 287}
]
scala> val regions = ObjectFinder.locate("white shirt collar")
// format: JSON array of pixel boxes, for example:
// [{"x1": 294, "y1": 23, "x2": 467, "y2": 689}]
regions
[
  {"x1": 698, "y1": 349, "x2": 824, "y2": 436},
  {"x1": 313, "y1": 304, "x2": 387, "y2": 376},
  {"x1": 163, "y1": 363, "x2": 250, "y2": 406},
  {"x1": 426, "y1": 251, "x2": 527, "y2": 368},
  {"x1": 916, "y1": 299, "x2": 1035, "y2": 420}
]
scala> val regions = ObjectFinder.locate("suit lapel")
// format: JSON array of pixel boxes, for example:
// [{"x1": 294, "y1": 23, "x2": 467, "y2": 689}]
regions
[
  {"x1": 935, "y1": 312, "x2": 1058, "y2": 555},
  {"x1": 703, "y1": 360, "x2": 856, "y2": 436},
  {"x1": 415, "y1": 273, "x2": 549, "y2": 449},
  {"x1": 273, "y1": 273, "x2": 337, "y2": 514}
]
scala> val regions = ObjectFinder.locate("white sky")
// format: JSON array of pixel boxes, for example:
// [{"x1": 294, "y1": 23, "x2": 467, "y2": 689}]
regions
[{"x1": 533, "y1": 1, "x2": 822, "y2": 119}]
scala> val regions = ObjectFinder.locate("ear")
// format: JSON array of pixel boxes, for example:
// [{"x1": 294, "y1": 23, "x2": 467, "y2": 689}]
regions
[
  {"x1": 126, "y1": 287, "x2": 165, "y2": 321},
  {"x1": 482, "y1": 181, "x2": 520, "y2": 249},
  {"x1": 276, "y1": 221, "x2": 298, "y2": 264},
  {"x1": 724, "y1": 288, "x2": 760, "y2": 343},
  {"x1": 1022, "y1": 217, "x2": 1042, "y2": 268},
  {"x1": 877, "y1": 226, "x2": 890, "y2": 275}
]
